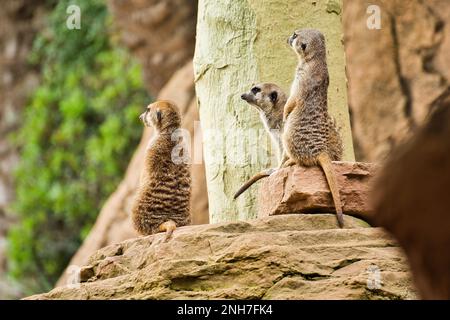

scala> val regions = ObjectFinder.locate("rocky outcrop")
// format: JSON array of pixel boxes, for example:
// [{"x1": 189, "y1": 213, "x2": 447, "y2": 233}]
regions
[
  {"x1": 28, "y1": 215, "x2": 415, "y2": 300},
  {"x1": 344, "y1": 0, "x2": 450, "y2": 161},
  {"x1": 258, "y1": 162, "x2": 376, "y2": 222},
  {"x1": 107, "y1": 0, "x2": 197, "y2": 95},
  {"x1": 372, "y1": 90, "x2": 450, "y2": 299},
  {"x1": 56, "y1": 61, "x2": 209, "y2": 287}
]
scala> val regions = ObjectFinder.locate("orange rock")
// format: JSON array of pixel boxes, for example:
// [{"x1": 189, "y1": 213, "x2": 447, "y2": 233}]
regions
[{"x1": 258, "y1": 162, "x2": 377, "y2": 223}]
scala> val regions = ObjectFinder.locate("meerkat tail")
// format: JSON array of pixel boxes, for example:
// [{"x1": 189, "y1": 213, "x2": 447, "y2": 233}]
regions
[
  {"x1": 159, "y1": 220, "x2": 177, "y2": 242},
  {"x1": 317, "y1": 153, "x2": 344, "y2": 228},
  {"x1": 233, "y1": 168, "x2": 276, "y2": 199}
]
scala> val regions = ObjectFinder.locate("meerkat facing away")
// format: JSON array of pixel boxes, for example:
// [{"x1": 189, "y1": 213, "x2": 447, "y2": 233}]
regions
[
  {"x1": 234, "y1": 83, "x2": 287, "y2": 199},
  {"x1": 282, "y1": 29, "x2": 344, "y2": 228},
  {"x1": 131, "y1": 100, "x2": 191, "y2": 241}
]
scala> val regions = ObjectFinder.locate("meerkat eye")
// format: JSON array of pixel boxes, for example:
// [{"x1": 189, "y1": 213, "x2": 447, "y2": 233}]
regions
[
  {"x1": 292, "y1": 33, "x2": 297, "y2": 39},
  {"x1": 251, "y1": 87, "x2": 261, "y2": 94},
  {"x1": 269, "y1": 91, "x2": 278, "y2": 103},
  {"x1": 156, "y1": 110, "x2": 162, "y2": 122},
  {"x1": 301, "y1": 42, "x2": 307, "y2": 51}
]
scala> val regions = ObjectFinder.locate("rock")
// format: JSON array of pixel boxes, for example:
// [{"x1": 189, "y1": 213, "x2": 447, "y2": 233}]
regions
[
  {"x1": 107, "y1": 0, "x2": 197, "y2": 95},
  {"x1": 258, "y1": 162, "x2": 376, "y2": 222},
  {"x1": 56, "y1": 61, "x2": 209, "y2": 287},
  {"x1": 372, "y1": 91, "x2": 450, "y2": 299},
  {"x1": 27, "y1": 215, "x2": 415, "y2": 300},
  {"x1": 344, "y1": 0, "x2": 450, "y2": 162}
]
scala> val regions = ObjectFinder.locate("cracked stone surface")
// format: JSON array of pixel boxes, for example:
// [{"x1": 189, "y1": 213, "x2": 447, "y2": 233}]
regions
[
  {"x1": 258, "y1": 162, "x2": 376, "y2": 222},
  {"x1": 27, "y1": 215, "x2": 416, "y2": 300},
  {"x1": 344, "y1": 0, "x2": 450, "y2": 161},
  {"x1": 108, "y1": 0, "x2": 197, "y2": 95}
]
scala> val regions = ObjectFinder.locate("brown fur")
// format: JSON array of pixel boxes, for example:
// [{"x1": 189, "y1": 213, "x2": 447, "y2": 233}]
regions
[
  {"x1": 282, "y1": 29, "x2": 344, "y2": 227},
  {"x1": 371, "y1": 90, "x2": 450, "y2": 299},
  {"x1": 234, "y1": 83, "x2": 286, "y2": 199},
  {"x1": 241, "y1": 83, "x2": 287, "y2": 160},
  {"x1": 131, "y1": 100, "x2": 191, "y2": 239}
]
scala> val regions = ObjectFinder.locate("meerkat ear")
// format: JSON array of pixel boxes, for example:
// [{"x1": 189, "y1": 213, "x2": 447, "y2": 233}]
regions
[
  {"x1": 301, "y1": 42, "x2": 307, "y2": 51},
  {"x1": 269, "y1": 91, "x2": 278, "y2": 103}
]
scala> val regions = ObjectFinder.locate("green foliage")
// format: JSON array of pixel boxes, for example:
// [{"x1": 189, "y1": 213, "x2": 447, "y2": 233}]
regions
[{"x1": 8, "y1": 0, "x2": 149, "y2": 293}]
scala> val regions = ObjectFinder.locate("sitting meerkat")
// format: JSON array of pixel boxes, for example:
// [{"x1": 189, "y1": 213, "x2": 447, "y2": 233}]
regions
[{"x1": 131, "y1": 100, "x2": 191, "y2": 241}]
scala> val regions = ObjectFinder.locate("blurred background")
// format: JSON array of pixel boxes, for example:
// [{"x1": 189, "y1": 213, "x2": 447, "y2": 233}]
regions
[{"x1": 0, "y1": 0, "x2": 448, "y2": 298}]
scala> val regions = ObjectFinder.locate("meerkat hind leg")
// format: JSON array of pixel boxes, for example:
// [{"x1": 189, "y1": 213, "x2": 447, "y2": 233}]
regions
[
  {"x1": 317, "y1": 153, "x2": 344, "y2": 228},
  {"x1": 278, "y1": 152, "x2": 292, "y2": 168},
  {"x1": 281, "y1": 158, "x2": 296, "y2": 168},
  {"x1": 159, "y1": 220, "x2": 177, "y2": 242}
]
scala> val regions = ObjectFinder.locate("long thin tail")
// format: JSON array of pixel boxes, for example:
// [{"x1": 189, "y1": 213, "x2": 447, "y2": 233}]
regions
[
  {"x1": 233, "y1": 168, "x2": 276, "y2": 199},
  {"x1": 159, "y1": 220, "x2": 177, "y2": 242},
  {"x1": 317, "y1": 153, "x2": 344, "y2": 228}
]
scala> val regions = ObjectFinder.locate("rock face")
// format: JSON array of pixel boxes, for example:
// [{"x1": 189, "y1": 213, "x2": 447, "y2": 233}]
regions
[
  {"x1": 344, "y1": 0, "x2": 450, "y2": 161},
  {"x1": 108, "y1": 0, "x2": 197, "y2": 95},
  {"x1": 372, "y1": 91, "x2": 450, "y2": 299},
  {"x1": 28, "y1": 215, "x2": 415, "y2": 300},
  {"x1": 258, "y1": 162, "x2": 376, "y2": 223}
]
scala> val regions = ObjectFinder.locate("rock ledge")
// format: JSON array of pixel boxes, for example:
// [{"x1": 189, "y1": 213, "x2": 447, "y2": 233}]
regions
[{"x1": 27, "y1": 214, "x2": 415, "y2": 300}]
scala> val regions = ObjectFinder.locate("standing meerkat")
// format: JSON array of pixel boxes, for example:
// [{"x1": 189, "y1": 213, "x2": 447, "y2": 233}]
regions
[
  {"x1": 282, "y1": 29, "x2": 344, "y2": 227},
  {"x1": 234, "y1": 83, "x2": 287, "y2": 199},
  {"x1": 131, "y1": 100, "x2": 191, "y2": 241}
]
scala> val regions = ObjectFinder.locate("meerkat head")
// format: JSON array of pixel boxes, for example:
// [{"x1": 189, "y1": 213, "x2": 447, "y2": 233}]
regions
[
  {"x1": 287, "y1": 29, "x2": 326, "y2": 62},
  {"x1": 139, "y1": 100, "x2": 181, "y2": 131},
  {"x1": 240, "y1": 83, "x2": 286, "y2": 116}
]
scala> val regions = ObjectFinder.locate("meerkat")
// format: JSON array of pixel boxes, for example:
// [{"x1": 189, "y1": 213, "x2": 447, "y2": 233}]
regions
[
  {"x1": 131, "y1": 100, "x2": 191, "y2": 241},
  {"x1": 241, "y1": 83, "x2": 286, "y2": 160},
  {"x1": 234, "y1": 83, "x2": 287, "y2": 199},
  {"x1": 281, "y1": 28, "x2": 344, "y2": 228}
]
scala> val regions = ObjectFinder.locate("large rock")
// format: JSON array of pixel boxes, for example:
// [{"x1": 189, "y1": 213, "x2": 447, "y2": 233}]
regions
[
  {"x1": 258, "y1": 162, "x2": 376, "y2": 223},
  {"x1": 28, "y1": 215, "x2": 415, "y2": 300},
  {"x1": 372, "y1": 90, "x2": 450, "y2": 299},
  {"x1": 108, "y1": 0, "x2": 197, "y2": 95},
  {"x1": 344, "y1": 0, "x2": 450, "y2": 161}
]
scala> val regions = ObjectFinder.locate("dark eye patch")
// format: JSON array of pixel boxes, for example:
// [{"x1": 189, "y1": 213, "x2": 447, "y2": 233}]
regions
[
  {"x1": 269, "y1": 91, "x2": 278, "y2": 103},
  {"x1": 156, "y1": 110, "x2": 162, "y2": 122},
  {"x1": 251, "y1": 87, "x2": 261, "y2": 94},
  {"x1": 292, "y1": 32, "x2": 297, "y2": 39}
]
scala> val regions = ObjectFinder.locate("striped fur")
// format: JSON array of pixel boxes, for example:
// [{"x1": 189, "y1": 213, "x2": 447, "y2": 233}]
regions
[{"x1": 132, "y1": 101, "x2": 191, "y2": 235}]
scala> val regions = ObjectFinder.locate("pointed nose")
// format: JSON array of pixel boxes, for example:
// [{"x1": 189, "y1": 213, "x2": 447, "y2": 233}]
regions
[
  {"x1": 139, "y1": 113, "x2": 145, "y2": 122},
  {"x1": 287, "y1": 36, "x2": 293, "y2": 46}
]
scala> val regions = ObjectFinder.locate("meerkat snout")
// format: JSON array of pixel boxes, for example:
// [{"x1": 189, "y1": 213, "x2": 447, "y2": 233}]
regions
[{"x1": 287, "y1": 32, "x2": 297, "y2": 46}]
